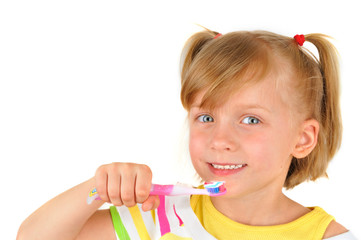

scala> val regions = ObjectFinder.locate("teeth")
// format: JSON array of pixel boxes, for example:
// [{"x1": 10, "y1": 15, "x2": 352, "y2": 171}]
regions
[{"x1": 211, "y1": 164, "x2": 245, "y2": 170}]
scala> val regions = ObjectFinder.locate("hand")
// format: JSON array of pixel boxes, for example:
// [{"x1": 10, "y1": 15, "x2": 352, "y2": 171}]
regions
[{"x1": 95, "y1": 162, "x2": 159, "y2": 211}]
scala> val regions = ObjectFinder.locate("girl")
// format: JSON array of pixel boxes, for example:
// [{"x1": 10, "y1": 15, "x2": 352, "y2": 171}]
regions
[{"x1": 17, "y1": 29, "x2": 357, "y2": 239}]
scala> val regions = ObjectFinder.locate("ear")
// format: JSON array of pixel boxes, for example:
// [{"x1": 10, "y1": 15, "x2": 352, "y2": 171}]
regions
[{"x1": 292, "y1": 119, "x2": 319, "y2": 159}]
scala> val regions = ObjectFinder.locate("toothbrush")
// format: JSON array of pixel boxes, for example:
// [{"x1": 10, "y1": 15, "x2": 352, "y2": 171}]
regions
[{"x1": 87, "y1": 181, "x2": 226, "y2": 205}]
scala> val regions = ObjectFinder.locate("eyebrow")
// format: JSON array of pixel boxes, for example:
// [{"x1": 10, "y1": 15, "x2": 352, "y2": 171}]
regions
[
  {"x1": 240, "y1": 104, "x2": 272, "y2": 113},
  {"x1": 190, "y1": 103, "x2": 272, "y2": 113}
]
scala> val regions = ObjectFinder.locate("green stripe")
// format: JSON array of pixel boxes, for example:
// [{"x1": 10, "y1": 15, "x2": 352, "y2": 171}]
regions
[{"x1": 110, "y1": 206, "x2": 131, "y2": 240}]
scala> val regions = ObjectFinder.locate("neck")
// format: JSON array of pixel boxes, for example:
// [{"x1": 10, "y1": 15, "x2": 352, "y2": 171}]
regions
[{"x1": 210, "y1": 187, "x2": 308, "y2": 226}]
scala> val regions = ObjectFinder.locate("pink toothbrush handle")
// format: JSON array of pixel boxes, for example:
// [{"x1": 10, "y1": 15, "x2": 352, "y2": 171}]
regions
[
  {"x1": 87, "y1": 181, "x2": 226, "y2": 204},
  {"x1": 150, "y1": 184, "x2": 174, "y2": 195}
]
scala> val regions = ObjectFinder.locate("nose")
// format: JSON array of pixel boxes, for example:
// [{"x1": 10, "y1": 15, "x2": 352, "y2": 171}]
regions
[{"x1": 210, "y1": 123, "x2": 239, "y2": 152}]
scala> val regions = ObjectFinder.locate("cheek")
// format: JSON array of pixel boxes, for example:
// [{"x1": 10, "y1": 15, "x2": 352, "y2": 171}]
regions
[
  {"x1": 242, "y1": 131, "x2": 271, "y2": 152},
  {"x1": 245, "y1": 131, "x2": 289, "y2": 168},
  {"x1": 246, "y1": 134, "x2": 274, "y2": 164},
  {"x1": 188, "y1": 129, "x2": 204, "y2": 160},
  {"x1": 188, "y1": 130, "x2": 208, "y2": 178}
]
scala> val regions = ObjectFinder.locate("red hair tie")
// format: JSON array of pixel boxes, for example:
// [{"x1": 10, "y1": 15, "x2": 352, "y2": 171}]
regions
[
  {"x1": 294, "y1": 34, "x2": 305, "y2": 46},
  {"x1": 214, "y1": 33, "x2": 222, "y2": 39}
]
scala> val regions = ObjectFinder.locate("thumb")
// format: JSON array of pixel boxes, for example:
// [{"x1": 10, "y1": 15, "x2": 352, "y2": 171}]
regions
[{"x1": 141, "y1": 195, "x2": 160, "y2": 212}]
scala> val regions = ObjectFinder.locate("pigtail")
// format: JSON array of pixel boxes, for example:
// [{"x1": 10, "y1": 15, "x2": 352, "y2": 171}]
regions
[
  {"x1": 181, "y1": 29, "x2": 219, "y2": 81},
  {"x1": 180, "y1": 29, "x2": 220, "y2": 109},
  {"x1": 286, "y1": 34, "x2": 342, "y2": 189},
  {"x1": 305, "y1": 34, "x2": 342, "y2": 161}
]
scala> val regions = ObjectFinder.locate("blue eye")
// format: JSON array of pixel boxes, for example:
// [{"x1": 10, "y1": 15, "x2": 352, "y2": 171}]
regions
[
  {"x1": 242, "y1": 116, "x2": 260, "y2": 124},
  {"x1": 197, "y1": 114, "x2": 214, "y2": 123}
]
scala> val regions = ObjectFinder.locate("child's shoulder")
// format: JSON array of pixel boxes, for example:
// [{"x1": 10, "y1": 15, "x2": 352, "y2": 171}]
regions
[
  {"x1": 291, "y1": 203, "x2": 348, "y2": 239},
  {"x1": 298, "y1": 205, "x2": 349, "y2": 239},
  {"x1": 323, "y1": 220, "x2": 348, "y2": 239}
]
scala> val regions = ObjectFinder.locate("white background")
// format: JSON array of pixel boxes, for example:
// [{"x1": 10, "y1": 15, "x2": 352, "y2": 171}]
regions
[{"x1": 1, "y1": 0, "x2": 360, "y2": 239}]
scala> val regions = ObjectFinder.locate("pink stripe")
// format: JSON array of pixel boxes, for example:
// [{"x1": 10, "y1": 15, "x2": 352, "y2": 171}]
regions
[
  {"x1": 173, "y1": 204, "x2": 184, "y2": 226},
  {"x1": 157, "y1": 195, "x2": 170, "y2": 236}
]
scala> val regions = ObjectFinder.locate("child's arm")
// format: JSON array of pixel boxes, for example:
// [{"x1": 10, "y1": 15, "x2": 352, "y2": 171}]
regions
[{"x1": 17, "y1": 163, "x2": 159, "y2": 240}]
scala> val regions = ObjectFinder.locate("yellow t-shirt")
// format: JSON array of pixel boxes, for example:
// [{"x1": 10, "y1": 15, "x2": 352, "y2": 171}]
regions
[{"x1": 191, "y1": 195, "x2": 334, "y2": 240}]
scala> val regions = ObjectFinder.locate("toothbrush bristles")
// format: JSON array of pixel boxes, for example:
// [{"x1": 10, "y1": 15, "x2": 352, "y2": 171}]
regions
[{"x1": 204, "y1": 181, "x2": 226, "y2": 196}]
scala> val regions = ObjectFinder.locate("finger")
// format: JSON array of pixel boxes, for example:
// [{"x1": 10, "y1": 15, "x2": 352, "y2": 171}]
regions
[
  {"x1": 135, "y1": 165, "x2": 152, "y2": 203},
  {"x1": 141, "y1": 195, "x2": 160, "y2": 212},
  {"x1": 95, "y1": 168, "x2": 109, "y2": 203},
  {"x1": 107, "y1": 172, "x2": 123, "y2": 206},
  {"x1": 120, "y1": 170, "x2": 136, "y2": 207}
]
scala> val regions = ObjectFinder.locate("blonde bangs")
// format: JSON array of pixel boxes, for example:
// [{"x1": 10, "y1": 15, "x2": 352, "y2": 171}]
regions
[{"x1": 181, "y1": 32, "x2": 274, "y2": 111}]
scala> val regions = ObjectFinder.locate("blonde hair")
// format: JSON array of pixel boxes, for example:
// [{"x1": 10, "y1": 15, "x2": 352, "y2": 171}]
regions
[{"x1": 180, "y1": 29, "x2": 342, "y2": 189}]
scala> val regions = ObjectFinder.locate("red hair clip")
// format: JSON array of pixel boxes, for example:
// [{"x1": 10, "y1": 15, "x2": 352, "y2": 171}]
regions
[
  {"x1": 294, "y1": 34, "x2": 305, "y2": 46},
  {"x1": 214, "y1": 33, "x2": 222, "y2": 39}
]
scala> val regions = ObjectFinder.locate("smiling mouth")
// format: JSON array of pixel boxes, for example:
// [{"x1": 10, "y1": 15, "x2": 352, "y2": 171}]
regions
[{"x1": 211, "y1": 163, "x2": 247, "y2": 170}]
